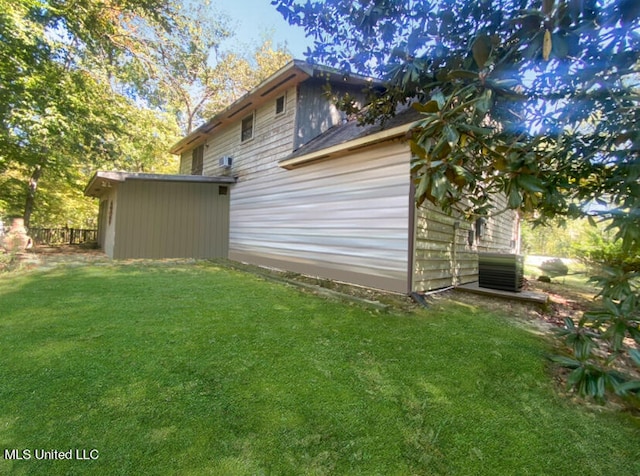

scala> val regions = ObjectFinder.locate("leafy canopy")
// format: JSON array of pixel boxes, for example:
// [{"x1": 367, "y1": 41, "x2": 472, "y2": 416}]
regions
[
  {"x1": 275, "y1": 0, "x2": 638, "y2": 222},
  {"x1": 0, "y1": 0, "x2": 290, "y2": 227}
]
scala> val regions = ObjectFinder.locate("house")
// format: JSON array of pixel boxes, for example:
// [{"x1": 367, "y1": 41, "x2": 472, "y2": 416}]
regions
[{"x1": 87, "y1": 60, "x2": 519, "y2": 293}]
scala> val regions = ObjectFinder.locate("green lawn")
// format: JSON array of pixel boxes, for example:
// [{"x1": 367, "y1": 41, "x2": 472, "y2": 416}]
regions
[{"x1": 1, "y1": 263, "x2": 638, "y2": 475}]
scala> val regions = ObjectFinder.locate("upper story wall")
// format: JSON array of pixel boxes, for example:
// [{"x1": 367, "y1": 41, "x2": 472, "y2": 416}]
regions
[
  {"x1": 179, "y1": 78, "x2": 371, "y2": 181},
  {"x1": 179, "y1": 86, "x2": 298, "y2": 180},
  {"x1": 294, "y1": 79, "x2": 367, "y2": 150}
]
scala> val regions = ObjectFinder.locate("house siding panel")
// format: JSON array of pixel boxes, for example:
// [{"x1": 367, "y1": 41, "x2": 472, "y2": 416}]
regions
[
  {"x1": 229, "y1": 141, "x2": 411, "y2": 293},
  {"x1": 100, "y1": 190, "x2": 117, "y2": 258},
  {"x1": 198, "y1": 87, "x2": 298, "y2": 181},
  {"x1": 113, "y1": 180, "x2": 229, "y2": 259},
  {"x1": 170, "y1": 65, "x2": 521, "y2": 294},
  {"x1": 294, "y1": 79, "x2": 367, "y2": 149},
  {"x1": 412, "y1": 195, "x2": 519, "y2": 291}
]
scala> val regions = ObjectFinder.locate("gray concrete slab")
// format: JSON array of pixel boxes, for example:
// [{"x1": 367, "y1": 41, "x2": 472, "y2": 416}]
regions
[{"x1": 454, "y1": 281, "x2": 549, "y2": 305}]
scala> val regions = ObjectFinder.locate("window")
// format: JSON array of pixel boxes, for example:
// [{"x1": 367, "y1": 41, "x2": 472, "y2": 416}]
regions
[
  {"x1": 191, "y1": 145, "x2": 204, "y2": 175},
  {"x1": 275, "y1": 94, "x2": 285, "y2": 115},
  {"x1": 241, "y1": 113, "x2": 254, "y2": 142}
]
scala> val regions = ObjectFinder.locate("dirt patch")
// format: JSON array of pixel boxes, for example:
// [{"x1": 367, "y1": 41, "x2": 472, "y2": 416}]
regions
[
  {"x1": 442, "y1": 277, "x2": 600, "y2": 331},
  {"x1": 7, "y1": 243, "x2": 108, "y2": 272}
]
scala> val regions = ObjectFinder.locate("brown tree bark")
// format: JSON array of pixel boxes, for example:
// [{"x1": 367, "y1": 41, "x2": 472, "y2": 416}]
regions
[{"x1": 23, "y1": 164, "x2": 43, "y2": 228}]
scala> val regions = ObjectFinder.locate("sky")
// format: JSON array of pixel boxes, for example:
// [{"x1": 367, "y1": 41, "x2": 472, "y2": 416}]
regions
[{"x1": 215, "y1": 0, "x2": 313, "y2": 59}]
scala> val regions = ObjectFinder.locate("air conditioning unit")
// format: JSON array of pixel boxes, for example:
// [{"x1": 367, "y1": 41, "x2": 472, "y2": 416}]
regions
[
  {"x1": 478, "y1": 253, "x2": 524, "y2": 292},
  {"x1": 219, "y1": 156, "x2": 232, "y2": 168}
]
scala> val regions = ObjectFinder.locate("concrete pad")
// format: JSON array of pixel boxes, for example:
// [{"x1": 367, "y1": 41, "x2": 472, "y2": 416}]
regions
[{"x1": 454, "y1": 281, "x2": 549, "y2": 305}]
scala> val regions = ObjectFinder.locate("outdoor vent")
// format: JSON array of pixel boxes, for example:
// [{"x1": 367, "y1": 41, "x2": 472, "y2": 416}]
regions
[
  {"x1": 478, "y1": 253, "x2": 524, "y2": 292},
  {"x1": 219, "y1": 156, "x2": 232, "y2": 168}
]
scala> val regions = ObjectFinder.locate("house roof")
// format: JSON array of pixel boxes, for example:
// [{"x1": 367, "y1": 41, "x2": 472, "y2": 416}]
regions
[
  {"x1": 169, "y1": 60, "x2": 380, "y2": 155},
  {"x1": 84, "y1": 171, "x2": 236, "y2": 198},
  {"x1": 278, "y1": 105, "x2": 422, "y2": 169}
]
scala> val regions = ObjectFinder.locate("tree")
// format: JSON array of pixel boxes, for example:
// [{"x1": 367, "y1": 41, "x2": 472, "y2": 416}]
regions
[
  {"x1": 0, "y1": 0, "x2": 290, "y2": 227},
  {"x1": 199, "y1": 39, "x2": 292, "y2": 123},
  {"x1": 274, "y1": 0, "x2": 640, "y2": 402},
  {"x1": 0, "y1": 0, "x2": 186, "y2": 227}
]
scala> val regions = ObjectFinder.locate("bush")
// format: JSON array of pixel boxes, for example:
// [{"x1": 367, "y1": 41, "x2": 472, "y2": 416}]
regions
[
  {"x1": 540, "y1": 258, "x2": 569, "y2": 277},
  {"x1": 0, "y1": 249, "x2": 19, "y2": 273}
]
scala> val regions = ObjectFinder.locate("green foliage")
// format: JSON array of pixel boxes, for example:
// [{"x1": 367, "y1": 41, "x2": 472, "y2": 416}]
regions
[
  {"x1": 540, "y1": 258, "x2": 569, "y2": 277},
  {"x1": 572, "y1": 225, "x2": 640, "y2": 273},
  {"x1": 0, "y1": 249, "x2": 20, "y2": 273},
  {"x1": 0, "y1": 0, "x2": 290, "y2": 227}
]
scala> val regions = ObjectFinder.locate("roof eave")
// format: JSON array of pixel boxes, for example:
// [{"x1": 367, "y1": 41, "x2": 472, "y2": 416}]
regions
[
  {"x1": 169, "y1": 60, "x2": 381, "y2": 156},
  {"x1": 84, "y1": 171, "x2": 237, "y2": 198}
]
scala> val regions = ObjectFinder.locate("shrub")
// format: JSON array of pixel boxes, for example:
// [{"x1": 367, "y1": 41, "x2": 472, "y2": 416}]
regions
[{"x1": 540, "y1": 258, "x2": 569, "y2": 278}]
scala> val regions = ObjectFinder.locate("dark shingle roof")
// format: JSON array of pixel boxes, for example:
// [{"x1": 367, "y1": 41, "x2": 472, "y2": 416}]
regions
[{"x1": 284, "y1": 105, "x2": 422, "y2": 161}]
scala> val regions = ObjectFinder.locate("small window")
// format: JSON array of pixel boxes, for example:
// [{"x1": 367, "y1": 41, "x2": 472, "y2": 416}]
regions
[
  {"x1": 275, "y1": 95, "x2": 285, "y2": 115},
  {"x1": 475, "y1": 217, "x2": 486, "y2": 239},
  {"x1": 241, "y1": 113, "x2": 254, "y2": 142},
  {"x1": 191, "y1": 145, "x2": 204, "y2": 175},
  {"x1": 218, "y1": 186, "x2": 228, "y2": 196}
]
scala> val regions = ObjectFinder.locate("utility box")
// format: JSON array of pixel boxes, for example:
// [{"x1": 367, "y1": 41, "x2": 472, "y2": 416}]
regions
[{"x1": 478, "y1": 253, "x2": 524, "y2": 292}]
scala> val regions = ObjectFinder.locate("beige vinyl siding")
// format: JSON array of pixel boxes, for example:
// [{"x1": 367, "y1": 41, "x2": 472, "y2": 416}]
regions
[
  {"x1": 101, "y1": 189, "x2": 117, "y2": 258},
  {"x1": 197, "y1": 86, "x2": 298, "y2": 179},
  {"x1": 476, "y1": 194, "x2": 520, "y2": 253},
  {"x1": 179, "y1": 152, "x2": 190, "y2": 174},
  {"x1": 180, "y1": 85, "x2": 413, "y2": 292},
  {"x1": 413, "y1": 203, "x2": 476, "y2": 291},
  {"x1": 178, "y1": 88, "x2": 297, "y2": 176},
  {"x1": 229, "y1": 141, "x2": 411, "y2": 293},
  {"x1": 413, "y1": 195, "x2": 519, "y2": 292},
  {"x1": 112, "y1": 180, "x2": 229, "y2": 259}
]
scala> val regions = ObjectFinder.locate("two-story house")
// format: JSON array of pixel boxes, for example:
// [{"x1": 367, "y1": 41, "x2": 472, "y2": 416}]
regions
[{"x1": 86, "y1": 60, "x2": 519, "y2": 294}]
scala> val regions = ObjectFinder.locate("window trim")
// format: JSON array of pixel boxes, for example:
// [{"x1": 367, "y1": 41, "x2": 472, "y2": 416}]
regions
[
  {"x1": 241, "y1": 112, "x2": 255, "y2": 142},
  {"x1": 191, "y1": 144, "x2": 204, "y2": 175},
  {"x1": 275, "y1": 94, "x2": 286, "y2": 116}
]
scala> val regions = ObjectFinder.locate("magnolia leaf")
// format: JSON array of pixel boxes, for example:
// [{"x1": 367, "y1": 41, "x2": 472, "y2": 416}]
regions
[
  {"x1": 517, "y1": 174, "x2": 545, "y2": 193},
  {"x1": 550, "y1": 355, "x2": 581, "y2": 368},
  {"x1": 615, "y1": 380, "x2": 640, "y2": 395},
  {"x1": 543, "y1": 29, "x2": 552, "y2": 61},
  {"x1": 443, "y1": 124, "x2": 459, "y2": 147},
  {"x1": 552, "y1": 34, "x2": 569, "y2": 58},
  {"x1": 493, "y1": 157, "x2": 507, "y2": 171},
  {"x1": 476, "y1": 89, "x2": 493, "y2": 115},
  {"x1": 432, "y1": 90, "x2": 446, "y2": 108},
  {"x1": 567, "y1": 367, "x2": 586, "y2": 386},
  {"x1": 447, "y1": 70, "x2": 479, "y2": 81},
  {"x1": 409, "y1": 140, "x2": 427, "y2": 160},
  {"x1": 415, "y1": 174, "x2": 430, "y2": 202},
  {"x1": 432, "y1": 173, "x2": 449, "y2": 202},
  {"x1": 413, "y1": 100, "x2": 440, "y2": 113},
  {"x1": 472, "y1": 34, "x2": 491, "y2": 69},
  {"x1": 603, "y1": 298, "x2": 621, "y2": 317},
  {"x1": 508, "y1": 186, "x2": 522, "y2": 208}
]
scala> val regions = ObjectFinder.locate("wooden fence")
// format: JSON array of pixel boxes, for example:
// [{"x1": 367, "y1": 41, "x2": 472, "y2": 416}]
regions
[{"x1": 29, "y1": 227, "x2": 98, "y2": 245}]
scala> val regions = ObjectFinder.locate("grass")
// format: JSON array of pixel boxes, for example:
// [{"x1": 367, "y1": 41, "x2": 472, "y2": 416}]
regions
[{"x1": 1, "y1": 262, "x2": 639, "y2": 475}]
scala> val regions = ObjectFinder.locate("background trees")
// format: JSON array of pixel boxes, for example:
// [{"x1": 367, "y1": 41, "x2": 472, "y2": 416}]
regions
[
  {"x1": 0, "y1": 0, "x2": 291, "y2": 227},
  {"x1": 274, "y1": 0, "x2": 639, "y2": 401}
]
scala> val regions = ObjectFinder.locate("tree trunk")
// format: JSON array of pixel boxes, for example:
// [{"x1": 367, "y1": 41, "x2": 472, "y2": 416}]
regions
[{"x1": 23, "y1": 164, "x2": 43, "y2": 228}]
